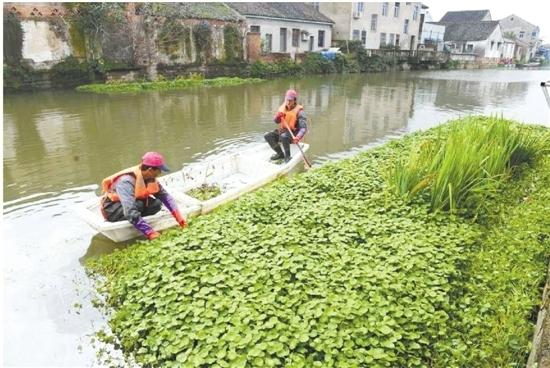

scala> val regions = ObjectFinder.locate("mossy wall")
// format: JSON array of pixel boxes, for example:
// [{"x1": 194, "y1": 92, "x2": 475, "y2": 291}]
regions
[{"x1": 3, "y1": 12, "x2": 23, "y2": 65}]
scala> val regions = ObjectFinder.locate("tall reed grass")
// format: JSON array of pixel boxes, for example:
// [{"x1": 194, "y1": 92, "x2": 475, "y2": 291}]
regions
[{"x1": 387, "y1": 116, "x2": 548, "y2": 215}]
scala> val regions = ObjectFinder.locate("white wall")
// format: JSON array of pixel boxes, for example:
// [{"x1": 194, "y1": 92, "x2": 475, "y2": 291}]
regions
[
  {"x1": 246, "y1": 17, "x2": 332, "y2": 54},
  {"x1": 348, "y1": 2, "x2": 423, "y2": 50},
  {"x1": 21, "y1": 20, "x2": 71, "y2": 68},
  {"x1": 482, "y1": 26, "x2": 504, "y2": 58},
  {"x1": 501, "y1": 41, "x2": 515, "y2": 59}
]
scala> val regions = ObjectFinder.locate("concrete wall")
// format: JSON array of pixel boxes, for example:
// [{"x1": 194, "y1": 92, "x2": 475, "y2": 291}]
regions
[
  {"x1": 4, "y1": 3, "x2": 246, "y2": 72},
  {"x1": 244, "y1": 16, "x2": 332, "y2": 55},
  {"x1": 318, "y1": 3, "x2": 351, "y2": 43},
  {"x1": 20, "y1": 20, "x2": 71, "y2": 68}
]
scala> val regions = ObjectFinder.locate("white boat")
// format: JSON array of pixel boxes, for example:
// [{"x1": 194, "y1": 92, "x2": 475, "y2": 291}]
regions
[{"x1": 76, "y1": 143, "x2": 310, "y2": 242}]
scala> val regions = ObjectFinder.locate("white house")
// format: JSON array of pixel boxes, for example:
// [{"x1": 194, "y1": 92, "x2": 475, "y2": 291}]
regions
[
  {"x1": 435, "y1": 10, "x2": 504, "y2": 60},
  {"x1": 228, "y1": 3, "x2": 334, "y2": 55},
  {"x1": 499, "y1": 14, "x2": 541, "y2": 61},
  {"x1": 438, "y1": 21, "x2": 504, "y2": 59},
  {"x1": 318, "y1": 2, "x2": 423, "y2": 51}
]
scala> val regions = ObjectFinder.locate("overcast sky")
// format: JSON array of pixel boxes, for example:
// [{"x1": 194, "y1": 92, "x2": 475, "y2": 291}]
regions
[{"x1": 424, "y1": 0, "x2": 550, "y2": 42}]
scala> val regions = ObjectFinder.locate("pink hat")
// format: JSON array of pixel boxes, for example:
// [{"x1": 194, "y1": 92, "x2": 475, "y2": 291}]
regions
[
  {"x1": 285, "y1": 89, "x2": 297, "y2": 100},
  {"x1": 142, "y1": 152, "x2": 170, "y2": 172}
]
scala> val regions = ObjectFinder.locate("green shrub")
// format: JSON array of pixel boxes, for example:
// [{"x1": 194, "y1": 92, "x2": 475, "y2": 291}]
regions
[
  {"x1": 223, "y1": 24, "x2": 243, "y2": 63},
  {"x1": 302, "y1": 53, "x2": 335, "y2": 74}
]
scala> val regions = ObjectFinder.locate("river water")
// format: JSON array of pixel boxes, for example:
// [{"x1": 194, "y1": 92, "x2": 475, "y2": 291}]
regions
[{"x1": 3, "y1": 69, "x2": 550, "y2": 366}]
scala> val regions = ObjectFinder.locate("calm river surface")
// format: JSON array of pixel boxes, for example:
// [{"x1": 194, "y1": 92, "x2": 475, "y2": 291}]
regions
[{"x1": 3, "y1": 69, "x2": 550, "y2": 366}]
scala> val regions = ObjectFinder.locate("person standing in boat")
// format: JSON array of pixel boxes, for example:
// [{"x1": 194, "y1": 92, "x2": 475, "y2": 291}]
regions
[
  {"x1": 100, "y1": 151, "x2": 187, "y2": 240},
  {"x1": 264, "y1": 89, "x2": 308, "y2": 163}
]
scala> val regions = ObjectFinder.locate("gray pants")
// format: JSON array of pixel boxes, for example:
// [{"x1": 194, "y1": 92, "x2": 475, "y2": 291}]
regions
[
  {"x1": 264, "y1": 129, "x2": 293, "y2": 157},
  {"x1": 102, "y1": 197, "x2": 162, "y2": 222}
]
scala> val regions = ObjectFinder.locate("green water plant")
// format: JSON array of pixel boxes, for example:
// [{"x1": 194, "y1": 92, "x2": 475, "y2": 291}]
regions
[
  {"x1": 86, "y1": 118, "x2": 550, "y2": 367},
  {"x1": 186, "y1": 184, "x2": 222, "y2": 201},
  {"x1": 76, "y1": 76, "x2": 264, "y2": 94}
]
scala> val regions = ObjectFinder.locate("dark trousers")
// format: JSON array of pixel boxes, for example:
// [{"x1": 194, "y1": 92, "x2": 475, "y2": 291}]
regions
[
  {"x1": 102, "y1": 197, "x2": 162, "y2": 222},
  {"x1": 264, "y1": 129, "x2": 293, "y2": 157}
]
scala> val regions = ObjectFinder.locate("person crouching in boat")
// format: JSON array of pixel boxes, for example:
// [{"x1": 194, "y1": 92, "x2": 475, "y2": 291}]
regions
[
  {"x1": 264, "y1": 89, "x2": 308, "y2": 163},
  {"x1": 100, "y1": 151, "x2": 187, "y2": 240}
]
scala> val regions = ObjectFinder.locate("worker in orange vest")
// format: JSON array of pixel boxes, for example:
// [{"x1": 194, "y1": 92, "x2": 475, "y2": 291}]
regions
[
  {"x1": 100, "y1": 152, "x2": 187, "y2": 240},
  {"x1": 264, "y1": 89, "x2": 308, "y2": 163}
]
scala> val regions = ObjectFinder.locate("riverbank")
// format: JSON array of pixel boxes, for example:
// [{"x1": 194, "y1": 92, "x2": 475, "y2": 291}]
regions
[{"x1": 86, "y1": 116, "x2": 550, "y2": 367}]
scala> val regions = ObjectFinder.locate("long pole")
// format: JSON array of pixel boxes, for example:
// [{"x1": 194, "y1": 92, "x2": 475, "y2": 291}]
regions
[
  {"x1": 281, "y1": 120, "x2": 312, "y2": 169},
  {"x1": 541, "y1": 81, "x2": 550, "y2": 110}
]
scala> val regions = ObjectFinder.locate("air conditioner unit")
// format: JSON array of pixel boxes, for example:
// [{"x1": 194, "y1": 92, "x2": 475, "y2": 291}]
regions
[{"x1": 353, "y1": 11, "x2": 363, "y2": 19}]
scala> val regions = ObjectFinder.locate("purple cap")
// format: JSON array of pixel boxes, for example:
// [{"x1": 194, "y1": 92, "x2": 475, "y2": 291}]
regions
[
  {"x1": 142, "y1": 152, "x2": 170, "y2": 172},
  {"x1": 285, "y1": 89, "x2": 297, "y2": 100}
]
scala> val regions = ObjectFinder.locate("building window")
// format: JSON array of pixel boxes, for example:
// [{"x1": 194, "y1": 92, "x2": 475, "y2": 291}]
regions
[
  {"x1": 394, "y1": 2, "x2": 400, "y2": 17},
  {"x1": 380, "y1": 32, "x2": 386, "y2": 47},
  {"x1": 413, "y1": 5, "x2": 419, "y2": 21},
  {"x1": 352, "y1": 29, "x2": 360, "y2": 40},
  {"x1": 467, "y1": 44, "x2": 473, "y2": 52},
  {"x1": 371, "y1": 14, "x2": 378, "y2": 31},
  {"x1": 491, "y1": 41, "x2": 494, "y2": 49},
  {"x1": 250, "y1": 25, "x2": 260, "y2": 33},
  {"x1": 292, "y1": 28, "x2": 300, "y2": 47},
  {"x1": 389, "y1": 33, "x2": 395, "y2": 45},
  {"x1": 519, "y1": 31, "x2": 525, "y2": 38},
  {"x1": 404, "y1": 19, "x2": 409, "y2": 34},
  {"x1": 361, "y1": 30, "x2": 367, "y2": 45},
  {"x1": 280, "y1": 28, "x2": 287, "y2": 52},
  {"x1": 265, "y1": 34, "x2": 272, "y2": 52},
  {"x1": 382, "y1": 2, "x2": 388, "y2": 16},
  {"x1": 356, "y1": 2, "x2": 364, "y2": 13},
  {"x1": 395, "y1": 34, "x2": 400, "y2": 47},
  {"x1": 318, "y1": 30, "x2": 325, "y2": 47},
  {"x1": 312, "y1": 2, "x2": 320, "y2": 10},
  {"x1": 497, "y1": 42, "x2": 502, "y2": 49}
]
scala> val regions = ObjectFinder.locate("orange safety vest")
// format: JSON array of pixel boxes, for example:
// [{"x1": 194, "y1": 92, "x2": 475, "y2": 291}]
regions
[
  {"x1": 101, "y1": 165, "x2": 160, "y2": 202},
  {"x1": 277, "y1": 103, "x2": 304, "y2": 132}
]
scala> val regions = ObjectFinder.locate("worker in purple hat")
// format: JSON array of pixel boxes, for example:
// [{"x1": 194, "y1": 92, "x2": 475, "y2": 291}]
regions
[
  {"x1": 264, "y1": 89, "x2": 308, "y2": 163},
  {"x1": 100, "y1": 152, "x2": 187, "y2": 240}
]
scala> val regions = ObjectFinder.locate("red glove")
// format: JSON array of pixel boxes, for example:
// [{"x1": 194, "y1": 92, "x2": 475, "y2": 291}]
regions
[
  {"x1": 293, "y1": 136, "x2": 301, "y2": 144},
  {"x1": 172, "y1": 210, "x2": 187, "y2": 228},
  {"x1": 146, "y1": 230, "x2": 161, "y2": 240},
  {"x1": 275, "y1": 112, "x2": 285, "y2": 123}
]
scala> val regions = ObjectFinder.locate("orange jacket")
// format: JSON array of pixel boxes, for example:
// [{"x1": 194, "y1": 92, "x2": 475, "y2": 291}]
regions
[
  {"x1": 101, "y1": 165, "x2": 160, "y2": 202},
  {"x1": 277, "y1": 103, "x2": 304, "y2": 132}
]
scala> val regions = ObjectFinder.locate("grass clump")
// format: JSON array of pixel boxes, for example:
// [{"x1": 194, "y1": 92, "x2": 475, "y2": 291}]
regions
[
  {"x1": 186, "y1": 184, "x2": 222, "y2": 201},
  {"x1": 76, "y1": 76, "x2": 264, "y2": 94},
  {"x1": 386, "y1": 115, "x2": 548, "y2": 215}
]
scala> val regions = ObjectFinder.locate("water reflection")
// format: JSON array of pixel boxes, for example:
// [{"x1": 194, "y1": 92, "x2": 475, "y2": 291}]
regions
[{"x1": 4, "y1": 70, "x2": 550, "y2": 205}]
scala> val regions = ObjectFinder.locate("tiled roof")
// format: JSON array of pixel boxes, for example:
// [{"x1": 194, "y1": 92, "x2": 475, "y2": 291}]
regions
[
  {"x1": 227, "y1": 2, "x2": 334, "y2": 24},
  {"x1": 435, "y1": 21, "x2": 499, "y2": 42},
  {"x1": 146, "y1": 3, "x2": 244, "y2": 22},
  {"x1": 439, "y1": 10, "x2": 491, "y2": 22}
]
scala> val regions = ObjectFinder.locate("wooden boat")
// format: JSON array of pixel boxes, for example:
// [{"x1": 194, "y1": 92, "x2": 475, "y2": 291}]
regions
[{"x1": 76, "y1": 143, "x2": 310, "y2": 242}]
